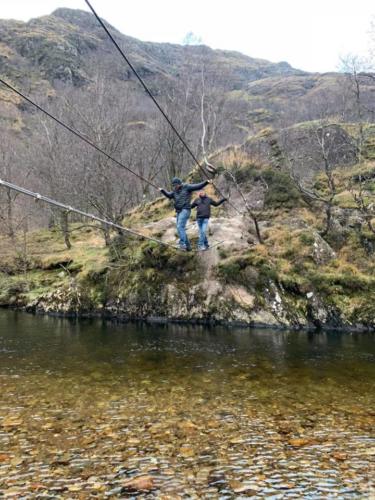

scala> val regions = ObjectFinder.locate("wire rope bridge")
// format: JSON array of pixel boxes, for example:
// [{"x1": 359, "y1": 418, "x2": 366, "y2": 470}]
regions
[{"x1": 0, "y1": 0, "x2": 242, "y2": 251}]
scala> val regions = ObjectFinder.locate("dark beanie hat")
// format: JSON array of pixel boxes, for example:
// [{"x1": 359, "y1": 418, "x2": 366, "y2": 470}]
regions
[{"x1": 171, "y1": 177, "x2": 182, "y2": 185}]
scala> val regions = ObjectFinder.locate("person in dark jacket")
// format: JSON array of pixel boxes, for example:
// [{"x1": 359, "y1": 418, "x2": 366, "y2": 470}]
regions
[
  {"x1": 160, "y1": 177, "x2": 211, "y2": 250},
  {"x1": 191, "y1": 191, "x2": 227, "y2": 250}
]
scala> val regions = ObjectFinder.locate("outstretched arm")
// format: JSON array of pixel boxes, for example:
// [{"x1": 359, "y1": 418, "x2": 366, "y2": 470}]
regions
[
  {"x1": 186, "y1": 180, "x2": 210, "y2": 192},
  {"x1": 159, "y1": 188, "x2": 174, "y2": 199},
  {"x1": 210, "y1": 198, "x2": 227, "y2": 207},
  {"x1": 191, "y1": 198, "x2": 199, "y2": 209}
]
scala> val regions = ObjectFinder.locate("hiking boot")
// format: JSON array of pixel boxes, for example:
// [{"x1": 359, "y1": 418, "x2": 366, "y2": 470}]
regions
[{"x1": 197, "y1": 246, "x2": 206, "y2": 251}]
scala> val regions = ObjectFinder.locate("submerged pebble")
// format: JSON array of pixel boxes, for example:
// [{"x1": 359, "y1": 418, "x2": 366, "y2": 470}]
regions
[{"x1": 0, "y1": 313, "x2": 374, "y2": 497}]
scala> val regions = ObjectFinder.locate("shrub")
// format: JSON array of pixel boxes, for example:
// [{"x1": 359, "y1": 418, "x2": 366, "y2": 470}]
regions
[
  {"x1": 217, "y1": 257, "x2": 244, "y2": 283},
  {"x1": 299, "y1": 231, "x2": 315, "y2": 246},
  {"x1": 262, "y1": 169, "x2": 301, "y2": 209},
  {"x1": 217, "y1": 251, "x2": 278, "y2": 291}
]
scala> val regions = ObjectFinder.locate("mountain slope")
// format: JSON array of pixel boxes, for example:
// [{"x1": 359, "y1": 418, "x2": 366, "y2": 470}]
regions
[
  {"x1": 2, "y1": 7, "x2": 372, "y2": 140},
  {"x1": 1, "y1": 8, "x2": 303, "y2": 88}
]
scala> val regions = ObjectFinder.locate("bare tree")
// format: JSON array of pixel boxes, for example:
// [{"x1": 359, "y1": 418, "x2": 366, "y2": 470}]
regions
[
  {"x1": 199, "y1": 69, "x2": 266, "y2": 243},
  {"x1": 28, "y1": 115, "x2": 81, "y2": 249},
  {"x1": 349, "y1": 173, "x2": 375, "y2": 234},
  {"x1": 199, "y1": 68, "x2": 229, "y2": 163},
  {"x1": 223, "y1": 167, "x2": 266, "y2": 243},
  {"x1": 340, "y1": 55, "x2": 375, "y2": 233},
  {"x1": 0, "y1": 133, "x2": 31, "y2": 239},
  {"x1": 287, "y1": 124, "x2": 345, "y2": 237},
  {"x1": 27, "y1": 74, "x2": 149, "y2": 246},
  {"x1": 155, "y1": 90, "x2": 197, "y2": 183}
]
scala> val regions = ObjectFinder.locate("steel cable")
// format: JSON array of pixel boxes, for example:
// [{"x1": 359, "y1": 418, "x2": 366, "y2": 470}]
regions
[
  {"x1": 0, "y1": 78, "x2": 159, "y2": 190},
  {"x1": 0, "y1": 178, "x2": 179, "y2": 249},
  {"x1": 84, "y1": 0, "x2": 242, "y2": 215}
]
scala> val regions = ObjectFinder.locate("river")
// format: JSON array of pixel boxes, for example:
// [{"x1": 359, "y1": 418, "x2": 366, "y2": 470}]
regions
[{"x1": 0, "y1": 310, "x2": 374, "y2": 498}]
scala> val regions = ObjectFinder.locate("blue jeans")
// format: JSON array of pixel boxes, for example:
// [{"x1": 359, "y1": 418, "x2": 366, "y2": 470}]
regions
[
  {"x1": 176, "y1": 209, "x2": 191, "y2": 248},
  {"x1": 197, "y1": 218, "x2": 209, "y2": 248}
]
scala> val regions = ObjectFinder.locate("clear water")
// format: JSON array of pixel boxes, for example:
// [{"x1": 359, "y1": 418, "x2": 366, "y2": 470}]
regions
[{"x1": 0, "y1": 310, "x2": 374, "y2": 498}]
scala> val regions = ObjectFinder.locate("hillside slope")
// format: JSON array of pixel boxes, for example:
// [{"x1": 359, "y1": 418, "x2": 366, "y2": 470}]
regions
[
  {"x1": 0, "y1": 8, "x2": 302, "y2": 88},
  {"x1": 0, "y1": 122, "x2": 374, "y2": 330},
  {"x1": 1, "y1": 8, "x2": 374, "y2": 140}
]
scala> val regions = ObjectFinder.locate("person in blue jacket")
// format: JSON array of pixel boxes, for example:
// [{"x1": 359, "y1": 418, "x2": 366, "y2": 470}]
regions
[{"x1": 160, "y1": 177, "x2": 211, "y2": 251}]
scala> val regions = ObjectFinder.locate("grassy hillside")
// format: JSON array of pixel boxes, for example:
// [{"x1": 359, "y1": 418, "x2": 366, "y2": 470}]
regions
[{"x1": 0, "y1": 122, "x2": 374, "y2": 330}]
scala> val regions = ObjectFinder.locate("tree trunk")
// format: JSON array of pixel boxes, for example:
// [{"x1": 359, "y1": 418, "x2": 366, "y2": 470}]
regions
[
  {"x1": 366, "y1": 217, "x2": 375, "y2": 234},
  {"x1": 101, "y1": 222, "x2": 111, "y2": 247},
  {"x1": 6, "y1": 188, "x2": 14, "y2": 239},
  {"x1": 321, "y1": 202, "x2": 333, "y2": 237},
  {"x1": 252, "y1": 214, "x2": 263, "y2": 244},
  {"x1": 60, "y1": 211, "x2": 72, "y2": 250}
]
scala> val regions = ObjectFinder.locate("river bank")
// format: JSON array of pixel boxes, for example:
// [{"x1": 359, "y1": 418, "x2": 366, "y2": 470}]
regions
[{"x1": 1, "y1": 305, "x2": 375, "y2": 333}]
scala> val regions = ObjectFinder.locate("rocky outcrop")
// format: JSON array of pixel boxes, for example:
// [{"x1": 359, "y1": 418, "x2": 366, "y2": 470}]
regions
[
  {"x1": 217, "y1": 124, "x2": 358, "y2": 179},
  {"x1": 20, "y1": 267, "x2": 374, "y2": 331}
]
